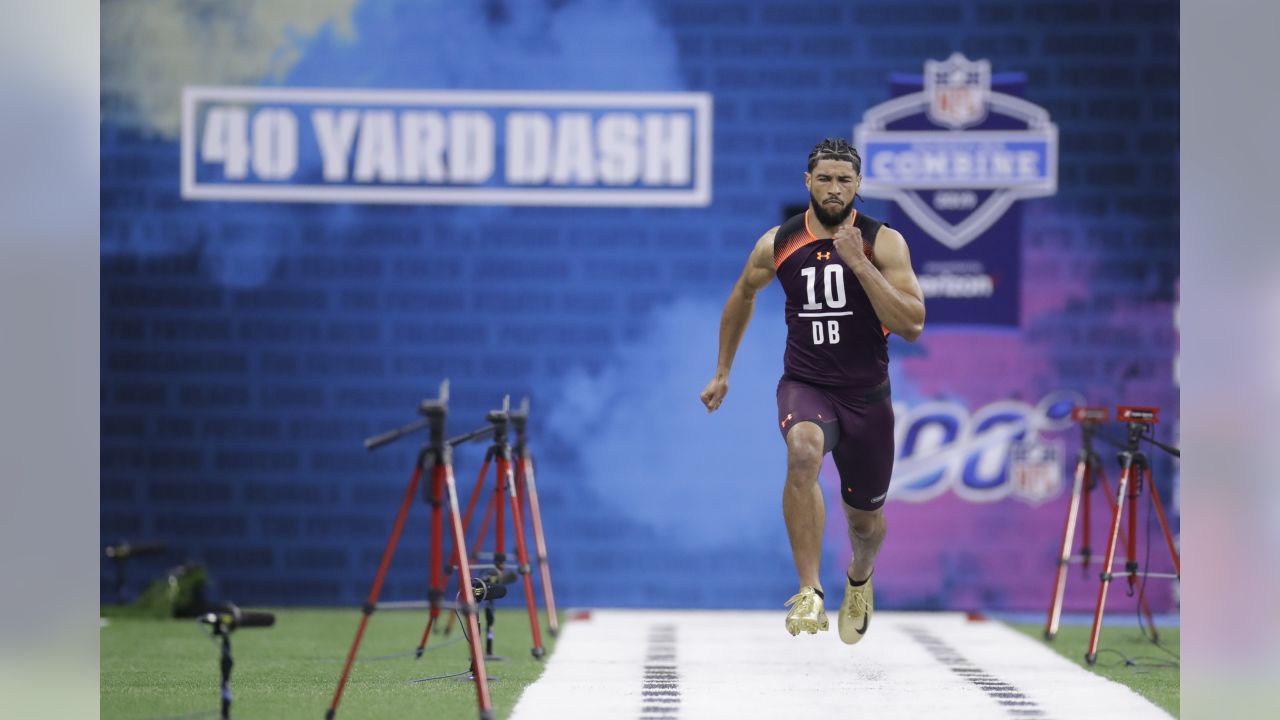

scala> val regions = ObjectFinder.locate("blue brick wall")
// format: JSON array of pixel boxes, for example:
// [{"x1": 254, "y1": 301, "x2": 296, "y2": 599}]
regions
[{"x1": 101, "y1": 0, "x2": 1178, "y2": 610}]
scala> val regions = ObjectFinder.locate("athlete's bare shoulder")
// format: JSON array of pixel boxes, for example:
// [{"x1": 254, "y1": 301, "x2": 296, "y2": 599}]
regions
[
  {"x1": 736, "y1": 225, "x2": 779, "y2": 294},
  {"x1": 872, "y1": 224, "x2": 924, "y2": 303},
  {"x1": 749, "y1": 225, "x2": 780, "y2": 268},
  {"x1": 875, "y1": 224, "x2": 907, "y2": 248}
]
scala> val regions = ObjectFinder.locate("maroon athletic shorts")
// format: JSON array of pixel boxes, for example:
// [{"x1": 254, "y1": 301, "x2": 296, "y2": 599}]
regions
[{"x1": 776, "y1": 374, "x2": 894, "y2": 510}]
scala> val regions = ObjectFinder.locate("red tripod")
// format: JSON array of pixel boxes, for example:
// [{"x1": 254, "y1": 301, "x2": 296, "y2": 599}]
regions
[
  {"x1": 1044, "y1": 407, "x2": 1157, "y2": 639},
  {"x1": 510, "y1": 398, "x2": 560, "y2": 637},
  {"x1": 1085, "y1": 406, "x2": 1181, "y2": 665},
  {"x1": 327, "y1": 381, "x2": 493, "y2": 720},
  {"x1": 449, "y1": 396, "x2": 547, "y2": 659}
]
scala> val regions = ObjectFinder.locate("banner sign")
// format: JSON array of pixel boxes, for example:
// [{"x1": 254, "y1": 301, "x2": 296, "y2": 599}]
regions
[
  {"x1": 181, "y1": 87, "x2": 713, "y2": 207},
  {"x1": 854, "y1": 54, "x2": 1058, "y2": 325},
  {"x1": 889, "y1": 390, "x2": 1081, "y2": 505}
]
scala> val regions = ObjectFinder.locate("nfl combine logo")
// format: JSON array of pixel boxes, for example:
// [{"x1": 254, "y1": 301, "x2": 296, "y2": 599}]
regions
[
  {"x1": 854, "y1": 53, "x2": 1058, "y2": 326},
  {"x1": 854, "y1": 53, "x2": 1058, "y2": 251}
]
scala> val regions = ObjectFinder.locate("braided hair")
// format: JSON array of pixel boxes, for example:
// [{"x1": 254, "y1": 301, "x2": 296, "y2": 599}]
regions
[{"x1": 806, "y1": 137, "x2": 862, "y2": 174}]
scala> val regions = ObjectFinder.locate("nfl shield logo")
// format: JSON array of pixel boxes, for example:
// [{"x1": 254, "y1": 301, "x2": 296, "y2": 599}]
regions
[
  {"x1": 925, "y1": 53, "x2": 991, "y2": 129},
  {"x1": 1009, "y1": 438, "x2": 1063, "y2": 506}
]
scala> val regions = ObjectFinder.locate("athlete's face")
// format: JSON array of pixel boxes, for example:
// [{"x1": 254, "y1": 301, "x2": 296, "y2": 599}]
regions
[{"x1": 806, "y1": 158, "x2": 859, "y2": 227}]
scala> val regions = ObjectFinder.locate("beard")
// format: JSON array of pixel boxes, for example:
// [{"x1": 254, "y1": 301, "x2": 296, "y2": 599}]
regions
[{"x1": 810, "y1": 192, "x2": 855, "y2": 227}]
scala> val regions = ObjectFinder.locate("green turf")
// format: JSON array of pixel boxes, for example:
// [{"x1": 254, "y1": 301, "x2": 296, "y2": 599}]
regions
[
  {"x1": 103, "y1": 607, "x2": 1180, "y2": 718},
  {"x1": 101, "y1": 606, "x2": 559, "y2": 720},
  {"x1": 1007, "y1": 622, "x2": 1180, "y2": 717}
]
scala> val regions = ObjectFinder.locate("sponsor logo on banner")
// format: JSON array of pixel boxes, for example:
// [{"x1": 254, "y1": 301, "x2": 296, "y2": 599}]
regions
[
  {"x1": 853, "y1": 54, "x2": 1058, "y2": 326},
  {"x1": 889, "y1": 390, "x2": 1080, "y2": 504},
  {"x1": 181, "y1": 87, "x2": 712, "y2": 207}
]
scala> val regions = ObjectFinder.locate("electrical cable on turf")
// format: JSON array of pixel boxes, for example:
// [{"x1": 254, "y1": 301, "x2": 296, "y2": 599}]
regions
[
  {"x1": 409, "y1": 668, "x2": 474, "y2": 683},
  {"x1": 405, "y1": 601, "x2": 479, "y2": 682},
  {"x1": 1089, "y1": 646, "x2": 1176, "y2": 670},
  {"x1": 363, "y1": 634, "x2": 465, "y2": 662}
]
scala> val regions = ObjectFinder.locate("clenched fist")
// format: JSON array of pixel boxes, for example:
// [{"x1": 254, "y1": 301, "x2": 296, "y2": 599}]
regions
[
  {"x1": 700, "y1": 376, "x2": 728, "y2": 412},
  {"x1": 832, "y1": 224, "x2": 875, "y2": 268}
]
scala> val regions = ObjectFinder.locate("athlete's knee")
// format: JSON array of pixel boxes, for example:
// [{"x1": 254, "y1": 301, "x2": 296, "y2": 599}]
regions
[
  {"x1": 845, "y1": 506, "x2": 885, "y2": 538},
  {"x1": 785, "y1": 422, "x2": 824, "y2": 476}
]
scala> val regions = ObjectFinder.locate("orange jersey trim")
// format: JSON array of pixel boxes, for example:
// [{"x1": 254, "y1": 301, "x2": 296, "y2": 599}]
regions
[
  {"x1": 774, "y1": 208, "x2": 860, "y2": 269},
  {"x1": 804, "y1": 207, "x2": 857, "y2": 240}
]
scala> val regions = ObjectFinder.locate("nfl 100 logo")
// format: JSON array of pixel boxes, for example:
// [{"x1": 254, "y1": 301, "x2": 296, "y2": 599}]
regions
[{"x1": 854, "y1": 54, "x2": 1058, "y2": 326}]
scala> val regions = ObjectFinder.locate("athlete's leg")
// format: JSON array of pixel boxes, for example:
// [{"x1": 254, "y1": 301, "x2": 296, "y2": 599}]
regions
[
  {"x1": 829, "y1": 387, "x2": 895, "y2": 581},
  {"x1": 777, "y1": 378, "x2": 840, "y2": 635},
  {"x1": 836, "y1": 503, "x2": 883, "y2": 644},
  {"x1": 784, "y1": 421, "x2": 826, "y2": 591},
  {"x1": 842, "y1": 504, "x2": 886, "y2": 583},
  {"x1": 829, "y1": 387, "x2": 894, "y2": 644}
]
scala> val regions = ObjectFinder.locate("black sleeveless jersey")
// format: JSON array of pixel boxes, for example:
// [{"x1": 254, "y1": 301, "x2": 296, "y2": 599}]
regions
[{"x1": 773, "y1": 209, "x2": 889, "y2": 389}]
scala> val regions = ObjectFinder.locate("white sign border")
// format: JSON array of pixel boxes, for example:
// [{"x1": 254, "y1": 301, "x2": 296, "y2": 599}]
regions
[{"x1": 180, "y1": 86, "x2": 713, "y2": 207}]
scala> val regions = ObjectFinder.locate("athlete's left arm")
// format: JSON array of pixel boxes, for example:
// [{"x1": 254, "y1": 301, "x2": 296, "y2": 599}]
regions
[{"x1": 834, "y1": 225, "x2": 926, "y2": 342}]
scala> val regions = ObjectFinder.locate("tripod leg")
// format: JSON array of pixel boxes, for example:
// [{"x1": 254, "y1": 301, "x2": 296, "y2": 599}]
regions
[
  {"x1": 1046, "y1": 453, "x2": 1087, "y2": 640},
  {"x1": 1125, "y1": 464, "x2": 1141, "y2": 599},
  {"x1": 1146, "y1": 467, "x2": 1181, "y2": 574},
  {"x1": 1139, "y1": 465, "x2": 1179, "y2": 643},
  {"x1": 1086, "y1": 456, "x2": 1131, "y2": 665},
  {"x1": 462, "y1": 454, "x2": 492, "y2": 537},
  {"x1": 1126, "y1": 462, "x2": 1157, "y2": 635},
  {"x1": 444, "y1": 461, "x2": 494, "y2": 718},
  {"x1": 329, "y1": 467, "x2": 423, "y2": 719},
  {"x1": 451, "y1": 452, "x2": 493, "y2": 573},
  {"x1": 472, "y1": 485, "x2": 499, "y2": 564},
  {"x1": 1081, "y1": 460, "x2": 1094, "y2": 575},
  {"x1": 1118, "y1": 466, "x2": 1160, "y2": 641},
  {"x1": 494, "y1": 457, "x2": 508, "y2": 568},
  {"x1": 418, "y1": 465, "x2": 447, "y2": 656},
  {"x1": 520, "y1": 455, "x2": 559, "y2": 636},
  {"x1": 506, "y1": 458, "x2": 546, "y2": 657}
]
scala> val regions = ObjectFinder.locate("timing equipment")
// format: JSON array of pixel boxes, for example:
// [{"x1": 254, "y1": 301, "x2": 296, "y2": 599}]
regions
[{"x1": 327, "y1": 380, "x2": 494, "y2": 720}]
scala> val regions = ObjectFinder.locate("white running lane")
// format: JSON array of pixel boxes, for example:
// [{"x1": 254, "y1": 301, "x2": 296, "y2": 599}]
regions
[{"x1": 509, "y1": 610, "x2": 1173, "y2": 720}]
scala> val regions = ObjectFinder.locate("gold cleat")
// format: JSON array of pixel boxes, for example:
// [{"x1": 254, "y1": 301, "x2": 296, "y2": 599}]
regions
[
  {"x1": 838, "y1": 574, "x2": 873, "y2": 645},
  {"x1": 784, "y1": 586, "x2": 829, "y2": 636}
]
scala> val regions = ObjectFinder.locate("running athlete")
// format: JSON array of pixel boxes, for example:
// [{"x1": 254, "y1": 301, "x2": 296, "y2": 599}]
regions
[{"x1": 700, "y1": 138, "x2": 925, "y2": 643}]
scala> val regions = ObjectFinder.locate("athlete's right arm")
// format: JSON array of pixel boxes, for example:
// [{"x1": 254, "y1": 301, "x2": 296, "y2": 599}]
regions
[{"x1": 700, "y1": 227, "x2": 779, "y2": 413}]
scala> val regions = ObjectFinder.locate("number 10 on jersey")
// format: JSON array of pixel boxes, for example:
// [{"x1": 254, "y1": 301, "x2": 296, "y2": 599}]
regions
[{"x1": 801, "y1": 265, "x2": 845, "y2": 345}]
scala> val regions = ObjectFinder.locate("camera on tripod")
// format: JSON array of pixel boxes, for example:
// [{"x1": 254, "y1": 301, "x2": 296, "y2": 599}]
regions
[{"x1": 472, "y1": 570, "x2": 518, "y2": 602}]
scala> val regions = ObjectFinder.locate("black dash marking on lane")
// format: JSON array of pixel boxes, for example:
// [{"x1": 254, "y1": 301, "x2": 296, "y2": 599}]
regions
[
  {"x1": 639, "y1": 624, "x2": 681, "y2": 720},
  {"x1": 901, "y1": 625, "x2": 1051, "y2": 720}
]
